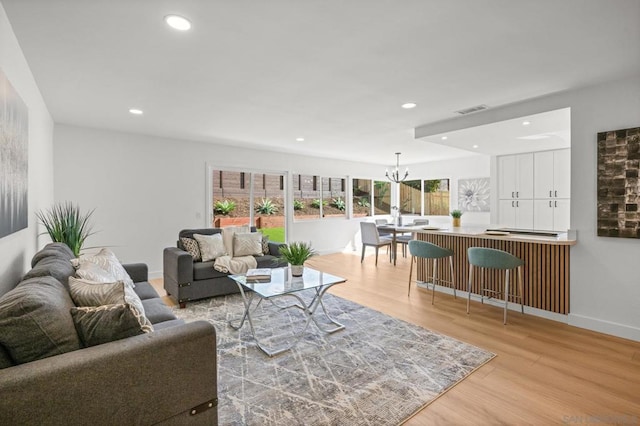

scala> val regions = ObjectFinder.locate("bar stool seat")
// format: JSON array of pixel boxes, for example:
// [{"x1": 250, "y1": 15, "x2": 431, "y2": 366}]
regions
[
  {"x1": 408, "y1": 240, "x2": 456, "y2": 304},
  {"x1": 466, "y1": 247, "x2": 524, "y2": 324}
]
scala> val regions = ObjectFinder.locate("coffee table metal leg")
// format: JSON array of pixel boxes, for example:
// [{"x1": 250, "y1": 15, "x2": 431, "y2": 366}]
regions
[{"x1": 308, "y1": 285, "x2": 345, "y2": 333}]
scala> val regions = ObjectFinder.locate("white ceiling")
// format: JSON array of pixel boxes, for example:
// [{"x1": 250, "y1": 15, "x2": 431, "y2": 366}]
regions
[{"x1": 2, "y1": 0, "x2": 639, "y2": 166}]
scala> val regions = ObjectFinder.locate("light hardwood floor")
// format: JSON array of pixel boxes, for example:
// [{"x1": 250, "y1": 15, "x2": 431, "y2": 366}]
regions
[{"x1": 152, "y1": 251, "x2": 640, "y2": 425}]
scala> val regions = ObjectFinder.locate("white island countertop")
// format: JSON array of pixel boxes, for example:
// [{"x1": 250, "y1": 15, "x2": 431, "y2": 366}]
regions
[{"x1": 393, "y1": 224, "x2": 577, "y2": 246}]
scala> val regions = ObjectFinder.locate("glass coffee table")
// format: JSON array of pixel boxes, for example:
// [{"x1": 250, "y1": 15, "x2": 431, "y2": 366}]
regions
[{"x1": 229, "y1": 267, "x2": 346, "y2": 356}]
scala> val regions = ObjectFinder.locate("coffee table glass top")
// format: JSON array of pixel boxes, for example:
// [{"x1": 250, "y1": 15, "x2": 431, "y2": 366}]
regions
[{"x1": 230, "y1": 267, "x2": 346, "y2": 298}]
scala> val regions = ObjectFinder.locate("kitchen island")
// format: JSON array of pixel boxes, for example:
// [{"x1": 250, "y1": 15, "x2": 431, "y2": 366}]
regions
[{"x1": 410, "y1": 225, "x2": 577, "y2": 314}]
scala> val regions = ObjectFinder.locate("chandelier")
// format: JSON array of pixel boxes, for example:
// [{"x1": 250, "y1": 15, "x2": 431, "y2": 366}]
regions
[{"x1": 385, "y1": 152, "x2": 409, "y2": 183}]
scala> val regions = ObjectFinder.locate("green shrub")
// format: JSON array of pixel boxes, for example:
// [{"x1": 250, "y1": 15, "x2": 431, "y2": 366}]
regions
[
  {"x1": 357, "y1": 196, "x2": 370, "y2": 208},
  {"x1": 214, "y1": 199, "x2": 236, "y2": 215},
  {"x1": 310, "y1": 199, "x2": 327, "y2": 209},
  {"x1": 293, "y1": 199, "x2": 305, "y2": 211},
  {"x1": 256, "y1": 198, "x2": 278, "y2": 215},
  {"x1": 331, "y1": 197, "x2": 346, "y2": 211}
]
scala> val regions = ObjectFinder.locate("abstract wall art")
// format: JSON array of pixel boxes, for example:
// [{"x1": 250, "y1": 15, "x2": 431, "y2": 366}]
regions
[
  {"x1": 597, "y1": 126, "x2": 640, "y2": 238},
  {"x1": 458, "y1": 177, "x2": 490, "y2": 212},
  {"x1": 0, "y1": 68, "x2": 29, "y2": 239}
]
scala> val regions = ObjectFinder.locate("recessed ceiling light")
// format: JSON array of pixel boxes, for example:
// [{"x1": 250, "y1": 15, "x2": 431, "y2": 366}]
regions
[
  {"x1": 129, "y1": 108, "x2": 143, "y2": 115},
  {"x1": 472, "y1": 144, "x2": 479, "y2": 149},
  {"x1": 296, "y1": 137, "x2": 305, "y2": 142},
  {"x1": 522, "y1": 121, "x2": 531, "y2": 126},
  {"x1": 441, "y1": 136, "x2": 448, "y2": 140},
  {"x1": 401, "y1": 102, "x2": 417, "y2": 109},
  {"x1": 164, "y1": 15, "x2": 192, "y2": 31}
]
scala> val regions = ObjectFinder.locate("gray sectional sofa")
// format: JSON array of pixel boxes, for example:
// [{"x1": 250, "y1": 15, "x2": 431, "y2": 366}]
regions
[
  {"x1": 0, "y1": 243, "x2": 218, "y2": 425},
  {"x1": 163, "y1": 227, "x2": 287, "y2": 308}
]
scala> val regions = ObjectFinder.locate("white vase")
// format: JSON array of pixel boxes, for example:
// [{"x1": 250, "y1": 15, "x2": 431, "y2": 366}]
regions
[{"x1": 290, "y1": 264, "x2": 304, "y2": 277}]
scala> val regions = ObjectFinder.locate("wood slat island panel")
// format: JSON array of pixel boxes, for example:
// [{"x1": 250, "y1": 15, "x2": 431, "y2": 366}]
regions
[{"x1": 413, "y1": 227, "x2": 576, "y2": 314}]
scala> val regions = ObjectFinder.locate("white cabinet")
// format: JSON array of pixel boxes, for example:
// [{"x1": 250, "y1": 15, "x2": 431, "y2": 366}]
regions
[
  {"x1": 500, "y1": 199, "x2": 534, "y2": 229},
  {"x1": 534, "y1": 199, "x2": 570, "y2": 231},
  {"x1": 534, "y1": 149, "x2": 570, "y2": 199},
  {"x1": 499, "y1": 149, "x2": 570, "y2": 231},
  {"x1": 499, "y1": 154, "x2": 534, "y2": 200}
]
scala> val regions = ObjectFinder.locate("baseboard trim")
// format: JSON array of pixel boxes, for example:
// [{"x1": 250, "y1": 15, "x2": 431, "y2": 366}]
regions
[{"x1": 568, "y1": 313, "x2": 640, "y2": 342}]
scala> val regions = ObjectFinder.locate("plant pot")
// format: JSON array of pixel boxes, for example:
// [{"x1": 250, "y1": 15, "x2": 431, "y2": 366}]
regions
[
  {"x1": 290, "y1": 264, "x2": 304, "y2": 277},
  {"x1": 452, "y1": 217, "x2": 461, "y2": 227}
]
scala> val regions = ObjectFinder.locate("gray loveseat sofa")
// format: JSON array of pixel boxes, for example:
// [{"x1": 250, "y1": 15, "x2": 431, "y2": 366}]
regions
[
  {"x1": 163, "y1": 227, "x2": 287, "y2": 308},
  {"x1": 0, "y1": 243, "x2": 218, "y2": 425}
]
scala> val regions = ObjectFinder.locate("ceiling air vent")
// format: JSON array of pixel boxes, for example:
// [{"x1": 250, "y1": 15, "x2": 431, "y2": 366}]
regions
[{"x1": 455, "y1": 104, "x2": 489, "y2": 115}]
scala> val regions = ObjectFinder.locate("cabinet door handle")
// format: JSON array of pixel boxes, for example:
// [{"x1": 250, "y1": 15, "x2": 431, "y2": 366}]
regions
[
  {"x1": 512, "y1": 191, "x2": 514, "y2": 198},
  {"x1": 516, "y1": 201, "x2": 519, "y2": 207},
  {"x1": 512, "y1": 201, "x2": 514, "y2": 207},
  {"x1": 516, "y1": 191, "x2": 519, "y2": 198},
  {"x1": 549, "y1": 201, "x2": 552, "y2": 207},
  {"x1": 549, "y1": 190, "x2": 552, "y2": 197},
  {"x1": 555, "y1": 190, "x2": 557, "y2": 197},
  {"x1": 555, "y1": 201, "x2": 557, "y2": 208}
]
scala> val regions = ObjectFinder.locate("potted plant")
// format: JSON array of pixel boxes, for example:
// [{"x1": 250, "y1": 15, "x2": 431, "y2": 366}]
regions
[
  {"x1": 278, "y1": 241, "x2": 317, "y2": 276},
  {"x1": 451, "y1": 209, "x2": 463, "y2": 227},
  {"x1": 36, "y1": 202, "x2": 95, "y2": 257}
]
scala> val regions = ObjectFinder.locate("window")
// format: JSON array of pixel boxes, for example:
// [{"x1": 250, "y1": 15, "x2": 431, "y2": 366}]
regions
[
  {"x1": 211, "y1": 169, "x2": 286, "y2": 242},
  {"x1": 423, "y1": 179, "x2": 450, "y2": 215},
  {"x1": 399, "y1": 179, "x2": 421, "y2": 215},
  {"x1": 292, "y1": 174, "x2": 321, "y2": 220},
  {"x1": 373, "y1": 180, "x2": 391, "y2": 214},
  {"x1": 322, "y1": 177, "x2": 346, "y2": 218},
  {"x1": 352, "y1": 178, "x2": 372, "y2": 217}
]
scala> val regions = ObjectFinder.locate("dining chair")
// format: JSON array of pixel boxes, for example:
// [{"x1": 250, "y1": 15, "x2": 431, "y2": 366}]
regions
[
  {"x1": 467, "y1": 247, "x2": 524, "y2": 324},
  {"x1": 407, "y1": 240, "x2": 456, "y2": 304},
  {"x1": 360, "y1": 222, "x2": 393, "y2": 266}
]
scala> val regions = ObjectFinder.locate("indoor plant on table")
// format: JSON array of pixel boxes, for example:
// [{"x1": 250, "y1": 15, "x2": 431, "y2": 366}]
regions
[
  {"x1": 450, "y1": 209, "x2": 463, "y2": 227},
  {"x1": 278, "y1": 241, "x2": 317, "y2": 276}
]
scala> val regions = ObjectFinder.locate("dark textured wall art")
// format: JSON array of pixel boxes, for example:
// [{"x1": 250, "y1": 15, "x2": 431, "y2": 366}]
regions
[
  {"x1": 597, "y1": 126, "x2": 640, "y2": 238},
  {"x1": 0, "y1": 68, "x2": 29, "y2": 239}
]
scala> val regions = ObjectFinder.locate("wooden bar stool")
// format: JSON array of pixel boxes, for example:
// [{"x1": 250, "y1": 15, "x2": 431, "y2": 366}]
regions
[
  {"x1": 467, "y1": 247, "x2": 524, "y2": 324},
  {"x1": 407, "y1": 240, "x2": 456, "y2": 304}
]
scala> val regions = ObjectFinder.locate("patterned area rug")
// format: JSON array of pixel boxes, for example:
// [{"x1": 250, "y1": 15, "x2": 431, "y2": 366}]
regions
[{"x1": 173, "y1": 293, "x2": 494, "y2": 425}]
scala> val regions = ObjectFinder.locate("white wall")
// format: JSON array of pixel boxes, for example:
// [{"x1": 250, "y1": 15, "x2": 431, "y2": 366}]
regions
[
  {"x1": 53, "y1": 125, "x2": 492, "y2": 278},
  {"x1": 0, "y1": 4, "x2": 54, "y2": 294},
  {"x1": 417, "y1": 73, "x2": 640, "y2": 341}
]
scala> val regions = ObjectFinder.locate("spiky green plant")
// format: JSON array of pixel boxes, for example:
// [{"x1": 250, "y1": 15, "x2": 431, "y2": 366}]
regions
[
  {"x1": 450, "y1": 209, "x2": 463, "y2": 218},
  {"x1": 278, "y1": 241, "x2": 317, "y2": 265},
  {"x1": 255, "y1": 198, "x2": 278, "y2": 215},
  {"x1": 310, "y1": 199, "x2": 327, "y2": 209},
  {"x1": 214, "y1": 199, "x2": 236, "y2": 215},
  {"x1": 293, "y1": 199, "x2": 305, "y2": 211},
  {"x1": 36, "y1": 202, "x2": 95, "y2": 257},
  {"x1": 331, "y1": 197, "x2": 346, "y2": 211}
]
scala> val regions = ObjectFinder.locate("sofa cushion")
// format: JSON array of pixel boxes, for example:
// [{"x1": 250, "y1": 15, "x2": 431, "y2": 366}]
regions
[
  {"x1": 193, "y1": 261, "x2": 229, "y2": 280},
  {"x1": 0, "y1": 276, "x2": 82, "y2": 365},
  {"x1": 30, "y1": 242, "x2": 75, "y2": 267},
  {"x1": 141, "y1": 298, "x2": 178, "y2": 324},
  {"x1": 71, "y1": 304, "x2": 147, "y2": 347},
  {"x1": 22, "y1": 255, "x2": 76, "y2": 289},
  {"x1": 71, "y1": 248, "x2": 135, "y2": 289},
  {"x1": 193, "y1": 233, "x2": 227, "y2": 261},
  {"x1": 68, "y1": 277, "x2": 153, "y2": 333},
  {"x1": 180, "y1": 237, "x2": 201, "y2": 261},
  {"x1": 233, "y1": 232, "x2": 263, "y2": 257},
  {"x1": 132, "y1": 281, "x2": 161, "y2": 300}
]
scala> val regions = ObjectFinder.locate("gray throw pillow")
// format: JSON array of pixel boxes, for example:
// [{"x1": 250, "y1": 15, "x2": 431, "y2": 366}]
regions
[
  {"x1": 0, "y1": 276, "x2": 82, "y2": 364},
  {"x1": 71, "y1": 304, "x2": 146, "y2": 347}
]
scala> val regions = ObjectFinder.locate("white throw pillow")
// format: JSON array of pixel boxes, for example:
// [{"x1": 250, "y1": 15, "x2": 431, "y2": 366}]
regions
[
  {"x1": 68, "y1": 277, "x2": 153, "y2": 333},
  {"x1": 233, "y1": 232, "x2": 263, "y2": 257},
  {"x1": 71, "y1": 248, "x2": 135, "y2": 289},
  {"x1": 193, "y1": 233, "x2": 227, "y2": 261},
  {"x1": 221, "y1": 226, "x2": 251, "y2": 257}
]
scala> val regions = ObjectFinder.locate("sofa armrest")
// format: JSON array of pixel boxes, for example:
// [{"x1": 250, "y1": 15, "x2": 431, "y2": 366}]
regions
[
  {"x1": 268, "y1": 241, "x2": 287, "y2": 256},
  {"x1": 122, "y1": 262, "x2": 148, "y2": 283},
  {"x1": 164, "y1": 247, "x2": 194, "y2": 285},
  {"x1": 0, "y1": 321, "x2": 218, "y2": 425}
]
